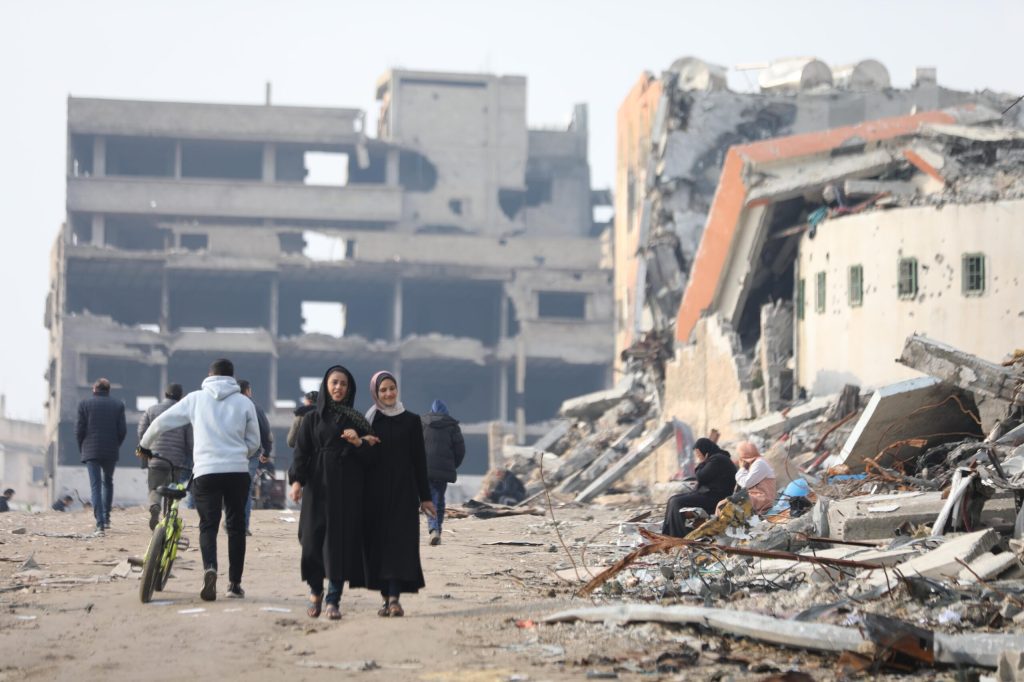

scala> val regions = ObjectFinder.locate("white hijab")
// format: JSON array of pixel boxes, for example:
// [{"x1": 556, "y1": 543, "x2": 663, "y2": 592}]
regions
[{"x1": 365, "y1": 370, "x2": 406, "y2": 421}]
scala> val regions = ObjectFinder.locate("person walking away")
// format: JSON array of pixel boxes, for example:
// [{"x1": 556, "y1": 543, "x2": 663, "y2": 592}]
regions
[
  {"x1": 287, "y1": 391, "x2": 317, "y2": 448},
  {"x1": 364, "y1": 371, "x2": 436, "y2": 617},
  {"x1": 0, "y1": 488, "x2": 13, "y2": 512},
  {"x1": 138, "y1": 358, "x2": 259, "y2": 601},
  {"x1": 420, "y1": 399, "x2": 465, "y2": 546},
  {"x1": 288, "y1": 366, "x2": 378, "y2": 620},
  {"x1": 51, "y1": 495, "x2": 74, "y2": 512},
  {"x1": 238, "y1": 380, "x2": 273, "y2": 536},
  {"x1": 137, "y1": 383, "x2": 193, "y2": 530},
  {"x1": 733, "y1": 441, "x2": 777, "y2": 515},
  {"x1": 76, "y1": 378, "x2": 126, "y2": 533}
]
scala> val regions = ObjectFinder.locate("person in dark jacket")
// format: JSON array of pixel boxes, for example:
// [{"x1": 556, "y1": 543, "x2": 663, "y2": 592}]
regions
[
  {"x1": 76, "y1": 378, "x2": 127, "y2": 533},
  {"x1": 0, "y1": 489, "x2": 13, "y2": 512},
  {"x1": 51, "y1": 495, "x2": 74, "y2": 512},
  {"x1": 364, "y1": 371, "x2": 436, "y2": 617},
  {"x1": 287, "y1": 391, "x2": 318, "y2": 449},
  {"x1": 661, "y1": 437, "x2": 737, "y2": 537},
  {"x1": 288, "y1": 366, "x2": 377, "y2": 620},
  {"x1": 238, "y1": 380, "x2": 273, "y2": 536},
  {"x1": 420, "y1": 399, "x2": 465, "y2": 546},
  {"x1": 137, "y1": 383, "x2": 194, "y2": 530}
]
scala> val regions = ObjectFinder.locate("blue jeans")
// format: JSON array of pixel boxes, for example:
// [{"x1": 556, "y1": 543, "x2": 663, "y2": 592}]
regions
[
  {"x1": 85, "y1": 460, "x2": 115, "y2": 527},
  {"x1": 308, "y1": 579, "x2": 343, "y2": 606},
  {"x1": 428, "y1": 479, "x2": 447, "y2": 533},
  {"x1": 243, "y1": 457, "x2": 258, "y2": 530}
]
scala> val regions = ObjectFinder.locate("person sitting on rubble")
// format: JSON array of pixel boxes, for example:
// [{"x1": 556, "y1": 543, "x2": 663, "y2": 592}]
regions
[
  {"x1": 51, "y1": 495, "x2": 74, "y2": 512},
  {"x1": 0, "y1": 488, "x2": 13, "y2": 513},
  {"x1": 661, "y1": 438, "x2": 737, "y2": 537},
  {"x1": 478, "y1": 468, "x2": 527, "y2": 506},
  {"x1": 730, "y1": 441, "x2": 777, "y2": 515}
]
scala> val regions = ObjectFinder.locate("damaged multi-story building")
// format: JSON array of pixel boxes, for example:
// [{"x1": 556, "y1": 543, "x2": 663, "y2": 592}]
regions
[
  {"x1": 46, "y1": 69, "x2": 613, "y2": 501},
  {"x1": 614, "y1": 57, "x2": 1024, "y2": 483}
]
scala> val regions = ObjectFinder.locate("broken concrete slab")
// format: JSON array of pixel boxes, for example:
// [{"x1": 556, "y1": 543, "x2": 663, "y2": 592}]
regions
[
  {"x1": 957, "y1": 551, "x2": 1020, "y2": 584},
  {"x1": 828, "y1": 490, "x2": 1016, "y2": 541},
  {"x1": 559, "y1": 378, "x2": 633, "y2": 420},
  {"x1": 843, "y1": 178, "x2": 917, "y2": 198},
  {"x1": 864, "y1": 529, "x2": 998, "y2": 588},
  {"x1": 531, "y1": 420, "x2": 571, "y2": 453},
  {"x1": 898, "y1": 334, "x2": 1022, "y2": 403},
  {"x1": 555, "y1": 422, "x2": 644, "y2": 495},
  {"x1": 831, "y1": 376, "x2": 983, "y2": 471},
  {"x1": 737, "y1": 394, "x2": 834, "y2": 440},
  {"x1": 574, "y1": 422, "x2": 673, "y2": 504}
]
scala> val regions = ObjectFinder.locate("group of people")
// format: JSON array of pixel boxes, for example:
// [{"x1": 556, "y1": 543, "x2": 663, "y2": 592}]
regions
[
  {"x1": 661, "y1": 435, "x2": 777, "y2": 537},
  {"x1": 128, "y1": 358, "x2": 464, "y2": 619}
]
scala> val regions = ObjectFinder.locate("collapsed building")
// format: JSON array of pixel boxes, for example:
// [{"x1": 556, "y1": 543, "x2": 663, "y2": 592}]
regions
[
  {"x1": 45, "y1": 69, "x2": 614, "y2": 501},
  {"x1": 610, "y1": 57, "x2": 1024, "y2": 483}
]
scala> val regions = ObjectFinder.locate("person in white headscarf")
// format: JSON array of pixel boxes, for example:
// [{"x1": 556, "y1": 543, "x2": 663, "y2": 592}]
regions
[{"x1": 362, "y1": 371, "x2": 435, "y2": 617}]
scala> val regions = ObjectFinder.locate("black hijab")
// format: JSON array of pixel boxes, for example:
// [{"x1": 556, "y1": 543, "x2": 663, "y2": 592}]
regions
[
  {"x1": 316, "y1": 365, "x2": 373, "y2": 435},
  {"x1": 694, "y1": 437, "x2": 726, "y2": 458}
]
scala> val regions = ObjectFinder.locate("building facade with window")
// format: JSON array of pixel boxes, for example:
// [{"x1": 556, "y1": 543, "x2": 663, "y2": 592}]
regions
[
  {"x1": 46, "y1": 70, "x2": 614, "y2": 502},
  {"x1": 795, "y1": 198, "x2": 1024, "y2": 395}
]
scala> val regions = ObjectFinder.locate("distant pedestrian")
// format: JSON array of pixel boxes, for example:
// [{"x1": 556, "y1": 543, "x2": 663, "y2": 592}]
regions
[
  {"x1": 420, "y1": 399, "x2": 465, "y2": 546},
  {"x1": 238, "y1": 380, "x2": 273, "y2": 536},
  {"x1": 138, "y1": 358, "x2": 260, "y2": 601},
  {"x1": 137, "y1": 383, "x2": 193, "y2": 530},
  {"x1": 51, "y1": 495, "x2": 74, "y2": 512},
  {"x1": 76, "y1": 378, "x2": 127, "y2": 533},
  {"x1": 287, "y1": 391, "x2": 318, "y2": 448},
  {"x1": 0, "y1": 488, "x2": 14, "y2": 512}
]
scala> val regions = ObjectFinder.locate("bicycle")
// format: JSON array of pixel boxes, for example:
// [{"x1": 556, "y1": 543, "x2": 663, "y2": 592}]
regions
[{"x1": 137, "y1": 450, "x2": 191, "y2": 603}]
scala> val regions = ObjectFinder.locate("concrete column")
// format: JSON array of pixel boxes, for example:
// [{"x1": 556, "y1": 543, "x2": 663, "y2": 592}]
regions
[
  {"x1": 498, "y1": 293, "x2": 509, "y2": 339},
  {"x1": 497, "y1": 362, "x2": 509, "y2": 422},
  {"x1": 159, "y1": 364, "x2": 168, "y2": 393},
  {"x1": 159, "y1": 269, "x2": 170, "y2": 333},
  {"x1": 173, "y1": 141, "x2": 182, "y2": 179},
  {"x1": 90, "y1": 215, "x2": 105, "y2": 246},
  {"x1": 385, "y1": 148, "x2": 400, "y2": 187},
  {"x1": 268, "y1": 355, "x2": 278, "y2": 410},
  {"x1": 262, "y1": 143, "x2": 276, "y2": 183},
  {"x1": 391, "y1": 279, "x2": 403, "y2": 342},
  {"x1": 268, "y1": 275, "x2": 279, "y2": 336},
  {"x1": 515, "y1": 336, "x2": 526, "y2": 444},
  {"x1": 92, "y1": 136, "x2": 106, "y2": 177}
]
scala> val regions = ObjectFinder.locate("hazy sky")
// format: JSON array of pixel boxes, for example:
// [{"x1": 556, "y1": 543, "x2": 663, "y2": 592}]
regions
[{"x1": 1, "y1": 0, "x2": 1020, "y2": 421}]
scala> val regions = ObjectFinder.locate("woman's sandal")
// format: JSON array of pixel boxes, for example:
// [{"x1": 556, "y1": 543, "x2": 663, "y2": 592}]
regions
[
  {"x1": 387, "y1": 601, "x2": 404, "y2": 617},
  {"x1": 307, "y1": 593, "x2": 323, "y2": 618},
  {"x1": 377, "y1": 602, "x2": 390, "y2": 617},
  {"x1": 325, "y1": 603, "x2": 342, "y2": 621}
]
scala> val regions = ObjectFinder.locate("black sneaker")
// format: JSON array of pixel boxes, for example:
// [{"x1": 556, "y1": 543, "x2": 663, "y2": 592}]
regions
[
  {"x1": 200, "y1": 568, "x2": 217, "y2": 601},
  {"x1": 226, "y1": 582, "x2": 245, "y2": 599}
]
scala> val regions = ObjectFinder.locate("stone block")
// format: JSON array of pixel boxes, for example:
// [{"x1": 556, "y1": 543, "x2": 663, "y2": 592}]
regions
[
  {"x1": 957, "y1": 552, "x2": 1020, "y2": 584},
  {"x1": 828, "y1": 490, "x2": 1017, "y2": 541},
  {"x1": 865, "y1": 529, "x2": 998, "y2": 588}
]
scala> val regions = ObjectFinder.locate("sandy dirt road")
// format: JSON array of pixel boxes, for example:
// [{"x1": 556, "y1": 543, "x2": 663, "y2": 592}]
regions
[{"x1": 0, "y1": 503, "x2": 702, "y2": 682}]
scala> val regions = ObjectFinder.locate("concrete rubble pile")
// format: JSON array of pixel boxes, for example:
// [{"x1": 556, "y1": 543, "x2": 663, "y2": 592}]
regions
[{"x1": 526, "y1": 334, "x2": 1024, "y2": 676}]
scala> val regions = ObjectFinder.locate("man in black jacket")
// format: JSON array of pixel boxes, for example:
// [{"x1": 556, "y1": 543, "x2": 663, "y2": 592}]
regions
[
  {"x1": 238, "y1": 380, "x2": 272, "y2": 536},
  {"x1": 137, "y1": 383, "x2": 194, "y2": 530},
  {"x1": 420, "y1": 399, "x2": 465, "y2": 545},
  {"x1": 76, "y1": 378, "x2": 127, "y2": 533}
]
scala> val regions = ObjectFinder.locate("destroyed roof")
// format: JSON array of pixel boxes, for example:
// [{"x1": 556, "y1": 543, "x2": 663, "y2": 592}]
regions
[{"x1": 674, "y1": 104, "x2": 1014, "y2": 342}]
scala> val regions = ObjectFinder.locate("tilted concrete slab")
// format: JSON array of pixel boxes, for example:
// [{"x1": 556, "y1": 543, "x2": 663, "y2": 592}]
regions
[
  {"x1": 559, "y1": 377, "x2": 633, "y2": 420},
  {"x1": 737, "y1": 394, "x2": 834, "y2": 439},
  {"x1": 957, "y1": 551, "x2": 1020, "y2": 584},
  {"x1": 864, "y1": 529, "x2": 998, "y2": 588},
  {"x1": 898, "y1": 334, "x2": 1022, "y2": 403},
  {"x1": 832, "y1": 377, "x2": 983, "y2": 470}
]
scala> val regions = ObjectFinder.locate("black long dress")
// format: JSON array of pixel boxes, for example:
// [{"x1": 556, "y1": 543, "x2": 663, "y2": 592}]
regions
[
  {"x1": 289, "y1": 366, "x2": 375, "y2": 588},
  {"x1": 662, "y1": 451, "x2": 738, "y2": 537},
  {"x1": 364, "y1": 410, "x2": 431, "y2": 594}
]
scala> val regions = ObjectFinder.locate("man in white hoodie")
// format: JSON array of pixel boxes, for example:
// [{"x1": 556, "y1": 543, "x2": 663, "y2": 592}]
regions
[{"x1": 139, "y1": 358, "x2": 260, "y2": 601}]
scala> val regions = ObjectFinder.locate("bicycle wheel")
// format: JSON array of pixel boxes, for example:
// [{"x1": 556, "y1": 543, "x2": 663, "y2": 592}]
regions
[
  {"x1": 139, "y1": 525, "x2": 166, "y2": 603},
  {"x1": 156, "y1": 519, "x2": 180, "y2": 591}
]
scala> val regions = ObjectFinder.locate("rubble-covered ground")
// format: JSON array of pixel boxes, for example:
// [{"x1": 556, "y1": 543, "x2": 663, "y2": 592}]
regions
[{"x1": 0, "y1": 499, "x2": 1018, "y2": 681}]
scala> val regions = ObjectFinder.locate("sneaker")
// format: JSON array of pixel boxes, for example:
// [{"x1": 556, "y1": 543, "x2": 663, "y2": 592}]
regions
[
  {"x1": 95, "y1": 524, "x2": 105, "y2": 536},
  {"x1": 200, "y1": 568, "x2": 217, "y2": 601},
  {"x1": 429, "y1": 530, "x2": 441, "y2": 546},
  {"x1": 226, "y1": 582, "x2": 245, "y2": 599}
]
